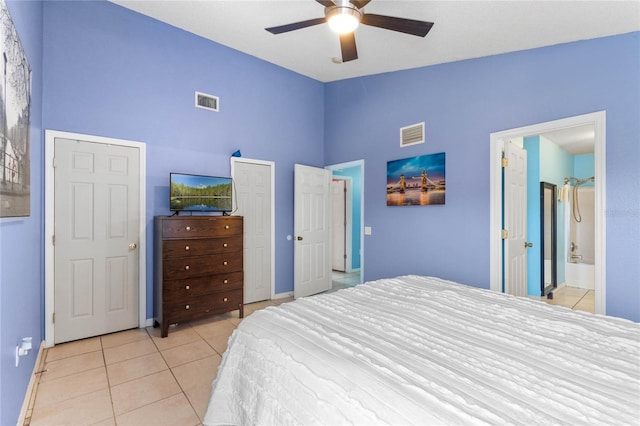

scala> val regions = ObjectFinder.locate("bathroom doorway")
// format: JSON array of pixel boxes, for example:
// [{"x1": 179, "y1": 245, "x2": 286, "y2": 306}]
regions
[{"x1": 490, "y1": 111, "x2": 606, "y2": 315}]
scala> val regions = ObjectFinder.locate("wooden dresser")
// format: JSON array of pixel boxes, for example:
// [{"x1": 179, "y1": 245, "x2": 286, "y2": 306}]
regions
[{"x1": 154, "y1": 215, "x2": 244, "y2": 337}]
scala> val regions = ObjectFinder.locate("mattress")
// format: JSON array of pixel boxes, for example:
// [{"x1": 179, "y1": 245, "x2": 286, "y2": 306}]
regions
[{"x1": 204, "y1": 275, "x2": 640, "y2": 425}]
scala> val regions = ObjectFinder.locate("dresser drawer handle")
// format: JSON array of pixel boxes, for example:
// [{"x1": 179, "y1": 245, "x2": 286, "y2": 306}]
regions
[
  {"x1": 185, "y1": 226, "x2": 191, "y2": 231},
  {"x1": 223, "y1": 261, "x2": 228, "y2": 266},
  {"x1": 224, "y1": 225, "x2": 230, "y2": 230},
  {"x1": 223, "y1": 297, "x2": 228, "y2": 302},
  {"x1": 185, "y1": 265, "x2": 190, "y2": 270},
  {"x1": 185, "y1": 245, "x2": 190, "y2": 251},
  {"x1": 185, "y1": 304, "x2": 190, "y2": 310},
  {"x1": 223, "y1": 279, "x2": 228, "y2": 284},
  {"x1": 223, "y1": 243, "x2": 228, "y2": 248},
  {"x1": 185, "y1": 285, "x2": 190, "y2": 290}
]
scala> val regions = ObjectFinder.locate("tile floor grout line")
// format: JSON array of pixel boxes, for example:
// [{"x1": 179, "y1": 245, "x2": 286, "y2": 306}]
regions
[
  {"x1": 571, "y1": 289, "x2": 590, "y2": 310},
  {"x1": 100, "y1": 335, "x2": 119, "y2": 426},
  {"x1": 113, "y1": 389, "x2": 186, "y2": 421}
]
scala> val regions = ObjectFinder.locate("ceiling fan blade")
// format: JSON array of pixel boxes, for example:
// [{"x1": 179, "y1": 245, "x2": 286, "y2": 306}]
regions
[
  {"x1": 340, "y1": 32, "x2": 358, "y2": 62},
  {"x1": 316, "y1": 0, "x2": 336, "y2": 7},
  {"x1": 361, "y1": 13, "x2": 434, "y2": 37},
  {"x1": 265, "y1": 17, "x2": 327, "y2": 34},
  {"x1": 349, "y1": 0, "x2": 371, "y2": 9}
]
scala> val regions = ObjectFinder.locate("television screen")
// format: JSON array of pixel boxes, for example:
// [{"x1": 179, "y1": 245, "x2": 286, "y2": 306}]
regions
[{"x1": 170, "y1": 173, "x2": 232, "y2": 212}]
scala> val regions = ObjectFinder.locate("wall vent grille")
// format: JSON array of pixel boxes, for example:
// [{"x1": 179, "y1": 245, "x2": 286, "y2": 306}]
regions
[
  {"x1": 195, "y1": 91, "x2": 219, "y2": 112},
  {"x1": 400, "y1": 122, "x2": 425, "y2": 147}
]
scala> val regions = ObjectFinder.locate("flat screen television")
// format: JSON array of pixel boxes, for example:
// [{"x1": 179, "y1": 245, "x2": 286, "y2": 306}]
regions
[{"x1": 170, "y1": 172, "x2": 232, "y2": 213}]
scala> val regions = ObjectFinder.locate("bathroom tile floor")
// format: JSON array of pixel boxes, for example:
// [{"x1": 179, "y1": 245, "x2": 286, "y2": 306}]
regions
[
  {"x1": 329, "y1": 270, "x2": 361, "y2": 292},
  {"x1": 537, "y1": 285, "x2": 595, "y2": 313},
  {"x1": 23, "y1": 279, "x2": 591, "y2": 426}
]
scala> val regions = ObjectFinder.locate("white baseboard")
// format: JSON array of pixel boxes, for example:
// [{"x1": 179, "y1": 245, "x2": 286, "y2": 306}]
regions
[{"x1": 17, "y1": 341, "x2": 46, "y2": 426}]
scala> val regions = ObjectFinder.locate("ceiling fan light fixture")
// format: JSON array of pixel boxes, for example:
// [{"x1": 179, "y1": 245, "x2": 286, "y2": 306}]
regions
[{"x1": 326, "y1": 6, "x2": 361, "y2": 34}]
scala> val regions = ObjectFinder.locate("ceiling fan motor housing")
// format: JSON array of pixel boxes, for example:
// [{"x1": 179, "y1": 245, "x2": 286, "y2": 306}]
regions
[{"x1": 325, "y1": 1, "x2": 363, "y2": 34}]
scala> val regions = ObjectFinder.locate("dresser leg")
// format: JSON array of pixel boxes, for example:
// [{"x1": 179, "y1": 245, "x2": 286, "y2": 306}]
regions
[
  {"x1": 161, "y1": 321, "x2": 169, "y2": 338},
  {"x1": 239, "y1": 303, "x2": 244, "y2": 319}
]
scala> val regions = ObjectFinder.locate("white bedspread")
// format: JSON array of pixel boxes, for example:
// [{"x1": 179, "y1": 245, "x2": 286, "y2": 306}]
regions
[{"x1": 204, "y1": 275, "x2": 640, "y2": 425}]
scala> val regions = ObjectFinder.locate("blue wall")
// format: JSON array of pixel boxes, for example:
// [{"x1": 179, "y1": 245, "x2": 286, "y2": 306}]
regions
[
  {"x1": 42, "y1": 1, "x2": 324, "y2": 306},
  {"x1": 574, "y1": 154, "x2": 595, "y2": 184},
  {"x1": 0, "y1": 1, "x2": 43, "y2": 424},
  {"x1": 325, "y1": 32, "x2": 640, "y2": 320}
]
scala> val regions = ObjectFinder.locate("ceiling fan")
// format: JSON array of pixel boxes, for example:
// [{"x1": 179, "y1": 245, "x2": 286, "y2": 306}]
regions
[{"x1": 265, "y1": 0, "x2": 434, "y2": 63}]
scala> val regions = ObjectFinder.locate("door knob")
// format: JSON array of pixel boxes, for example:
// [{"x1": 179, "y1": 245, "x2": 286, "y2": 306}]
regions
[
  {"x1": 524, "y1": 242, "x2": 533, "y2": 248},
  {"x1": 296, "y1": 236, "x2": 303, "y2": 241},
  {"x1": 129, "y1": 243, "x2": 137, "y2": 250}
]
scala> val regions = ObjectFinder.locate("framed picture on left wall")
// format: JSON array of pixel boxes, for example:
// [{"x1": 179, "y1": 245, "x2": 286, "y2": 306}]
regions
[{"x1": 0, "y1": 0, "x2": 31, "y2": 218}]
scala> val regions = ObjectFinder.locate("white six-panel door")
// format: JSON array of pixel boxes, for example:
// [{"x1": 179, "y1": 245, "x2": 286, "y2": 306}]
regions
[
  {"x1": 503, "y1": 140, "x2": 528, "y2": 297},
  {"x1": 294, "y1": 164, "x2": 332, "y2": 298},
  {"x1": 232, "y1": 159, "x2": 273, "y2": 304},
  {"x1": 53, "y1": 138, "x2": 140, "y2": 343}
]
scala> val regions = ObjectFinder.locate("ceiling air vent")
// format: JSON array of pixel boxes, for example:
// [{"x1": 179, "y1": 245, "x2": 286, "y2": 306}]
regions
[
  {"x1": 195, "y1": 91, "x2": 219, "y2": 112},
  {"x1": 400, "y1": 122, "x2": 425, "y2": 147}
]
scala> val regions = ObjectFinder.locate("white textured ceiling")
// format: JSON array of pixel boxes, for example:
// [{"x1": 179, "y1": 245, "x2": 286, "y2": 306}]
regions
[
  {"x1": 111, "y1": 0, "x2": 640, "y2": 83},
  {"x1": 540, "y1": 124, "x2": 595, "y2": 155}
]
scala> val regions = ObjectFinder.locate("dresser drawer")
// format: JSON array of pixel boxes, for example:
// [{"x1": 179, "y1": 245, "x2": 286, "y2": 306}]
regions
[
  {"x1": 162, "y1": 237, "x2": 242, "y2": 259},
  {"x1": 163, "y1": 254, "x2": 243, "y2": 279},
  {"x1": 164, "y1": 272, "x2": 243, "y2": 299},
  {"x1": 162, "y1": 217, "x2": 242, "y2": 239},
  {"x1": 164, "y1": 289, "x2": 243, "y2": 323}
]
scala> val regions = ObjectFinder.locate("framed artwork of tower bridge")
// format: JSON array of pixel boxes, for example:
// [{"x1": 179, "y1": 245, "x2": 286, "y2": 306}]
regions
[{"x1": 386, "y1": 152, "x2": 446, "y2": 206}]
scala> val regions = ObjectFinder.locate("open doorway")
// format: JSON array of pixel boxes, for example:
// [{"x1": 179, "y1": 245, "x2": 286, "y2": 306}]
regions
[
  {"x1": 490, "y1": 112, "x2": 606, "y2": 315},
  {"x1": 326, "y1": 160, "x2": 364, "y2": 289}
]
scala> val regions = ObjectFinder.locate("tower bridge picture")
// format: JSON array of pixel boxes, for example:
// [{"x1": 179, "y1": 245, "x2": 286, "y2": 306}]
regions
[
  {"x1": 386, "y1": 169, "x2": 445, "y2": 194},
  {"x1": 386, "y1": 152, "x2": 446, "y2": 206}
]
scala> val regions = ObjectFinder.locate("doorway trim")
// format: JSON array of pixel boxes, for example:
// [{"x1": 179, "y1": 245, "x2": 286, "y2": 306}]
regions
[
  {"x1": 489, "y1": 111, "x2": 606, "y2": 314},
  {"x1": 230, "y1": 157, "x2": 276, "y2": 299},
  {"x1": 44, "y1": 130, "x2": 147, "y2": 347},
  {"x1": 325, "y1": 159, "x2": 365, "y2": 284}
]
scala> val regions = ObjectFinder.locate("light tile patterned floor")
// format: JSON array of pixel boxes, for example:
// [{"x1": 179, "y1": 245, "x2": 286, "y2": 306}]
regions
[
  {"x1": 24, "y1": 298, "x2": 291, "y2": 426},
  {"x1": 23, "y1": 276, "x2": 590, "y2": 426}
]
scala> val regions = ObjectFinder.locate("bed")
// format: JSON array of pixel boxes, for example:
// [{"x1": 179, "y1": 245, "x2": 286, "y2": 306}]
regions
[{"x1": 204, "y1": 275, "x2": 640, "y2": 425}]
